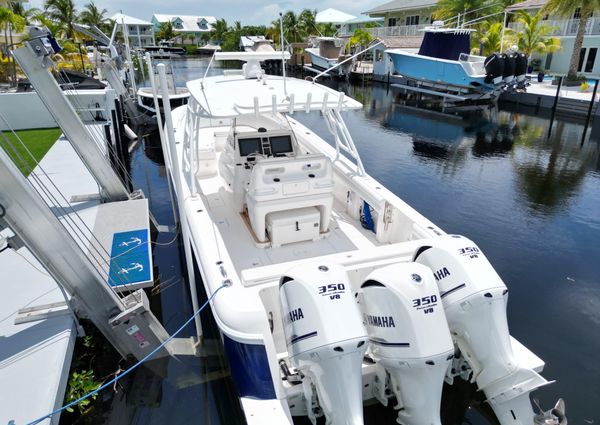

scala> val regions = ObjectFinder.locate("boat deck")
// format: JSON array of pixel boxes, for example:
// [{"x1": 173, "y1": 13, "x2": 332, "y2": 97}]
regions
[{"x1": 198, "y1": 169, "x2": 381, "y2": 275}]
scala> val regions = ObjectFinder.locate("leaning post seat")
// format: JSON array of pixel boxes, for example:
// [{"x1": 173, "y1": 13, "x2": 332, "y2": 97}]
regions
[{"x1": 246, "y1": 154, "x2": 334, "y2": 244}]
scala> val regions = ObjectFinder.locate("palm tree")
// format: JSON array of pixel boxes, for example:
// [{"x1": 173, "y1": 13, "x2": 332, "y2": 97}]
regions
[
  {"x1": 298, "y1": 9, "x2": 317, "y2": 36},
  {"x1": 79, "y1": 2, "x2": 107, "y2": 29},
  {"x1": 513, "y1": 11, "x2": 561, "y2": 58},
  {"x1": 0, "y1": 6, "x2": 25, "y2": 85},
  {"x1": 156, "y1": 21, "x2": 174, "y2": 42},
  {"x1": 478, "y1": 21, "x2": 512, "y2": 55},
  {"x1": 44, "y1": 0, "x2": 78, "y2": 40},
  {"x1": 542, "y1": 0, "x2": 600, "y2": 78},
  {"x1": 10, "y1": 2, "x2": 41, "y2": 24},
  {"x1": 282, "y1": 11, "x2": 302, "y2": 43},
  {"x1": 347, "y1": 28, "x2": 374, "y2": 53},
  {"x1": 434, "y1": 0, "x2": 489, "y2": 22},
  {"x1": 210, "y1": 18, "x2": 228, "y2": 44}
]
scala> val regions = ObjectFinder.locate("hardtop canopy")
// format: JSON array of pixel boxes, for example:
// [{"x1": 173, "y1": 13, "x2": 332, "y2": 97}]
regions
[{"x1": 186, "y1": 75, "x2": 362, "y2": 118}]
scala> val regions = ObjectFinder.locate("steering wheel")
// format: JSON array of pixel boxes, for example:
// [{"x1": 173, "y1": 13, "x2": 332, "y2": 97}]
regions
[{"x1": 246, "y1": 152, "x2": 265, "y2": 165}]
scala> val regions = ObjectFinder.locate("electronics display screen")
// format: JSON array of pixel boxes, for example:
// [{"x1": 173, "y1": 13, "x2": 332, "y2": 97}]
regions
[
  {"x1": 269, "y1": 135, "x2": 293, "y2": 156},
  {"x1": 238, "y1": 137, "x2": 262, "y2": 156}
]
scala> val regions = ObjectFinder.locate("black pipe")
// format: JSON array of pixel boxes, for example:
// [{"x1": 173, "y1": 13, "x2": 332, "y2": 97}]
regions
[
  {"x1": 547, "y1": 76, "x2": 563, "y2": 140},
  {"x1": 581, "y1": 79, "x2": 599, "y2": 144}
]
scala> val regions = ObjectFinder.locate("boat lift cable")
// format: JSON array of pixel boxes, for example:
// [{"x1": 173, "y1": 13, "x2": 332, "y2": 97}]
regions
[
  {"x1": 0, "y1": 119, "x2": 138, "y2": 298},
  {"x1": 0, "y1": 128, "x2": 136, "y2": 298},
  {"x1": 0, "y1": 120, "x2": 140, "y2": 295},
  {"x1": 54, "y1": 71, "x2": 135, "y2": 187},
  {"x1": 25, "y1": 283, "x2": 228, "y2": 425}
]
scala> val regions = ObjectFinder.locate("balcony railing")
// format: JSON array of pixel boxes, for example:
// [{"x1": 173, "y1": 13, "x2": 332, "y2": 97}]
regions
[
  {"x1": 508, "y1": 17, "x2": 600, "y2": 36},
  {"x1": 340, "y1": 24, "x2": 428, "y2": 37}
]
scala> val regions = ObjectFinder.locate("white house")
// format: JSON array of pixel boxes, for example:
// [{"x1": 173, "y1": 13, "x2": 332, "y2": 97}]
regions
[
  {"x1": 110, "y1": 13, "x2": 155, "y2": 48},
  {"x1": 151, "y1": 14, "x2": 216, "y2": 45},
  {"x1": 506, "y1": 0, "x2": 600, "y2": 76}
]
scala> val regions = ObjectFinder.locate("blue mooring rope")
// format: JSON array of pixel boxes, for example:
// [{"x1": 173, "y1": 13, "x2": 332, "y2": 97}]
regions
[{"x1": 26, "y1": 284, "x2": 227, "y2": 425}]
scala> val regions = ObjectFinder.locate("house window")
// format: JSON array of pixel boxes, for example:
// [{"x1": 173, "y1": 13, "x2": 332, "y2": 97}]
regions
[
  {"x1": 405, "y1": 15, "x2": 420, "y2": 26},
  {"x1": 376, "y1": 49, "x2": 383, "y2": 62},
  {"x1": 573, "y1": 8, "x2": 581, "y2": 19},
  {"x1": 578, "y1": 48, "x2": 586, "y2": 72},
  {"x1": 585, "y1": 48, "x2": 597, "y2": 72},
  {"x1": 388, "y1": 17, "x2": 397, "y2": 26}
]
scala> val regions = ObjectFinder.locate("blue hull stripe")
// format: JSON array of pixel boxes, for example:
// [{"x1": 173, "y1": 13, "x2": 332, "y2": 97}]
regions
[{"x1": 223, "y1": 334, "x2": 276, "y2": 399}]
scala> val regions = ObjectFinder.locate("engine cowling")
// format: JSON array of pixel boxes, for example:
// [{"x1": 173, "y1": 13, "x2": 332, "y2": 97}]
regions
[
  {"x1": 414, "y1": 235, "x2": 551, "y2": 425},
  {"x1": 484, "y1": 53, "x2": 505, "y2": 85},
  {"x1": 358, "y1": 262, "x2": 454, "y2": 425},
  {"x1": 279, "y1": 262, "x2": 367, "y2": 425}
]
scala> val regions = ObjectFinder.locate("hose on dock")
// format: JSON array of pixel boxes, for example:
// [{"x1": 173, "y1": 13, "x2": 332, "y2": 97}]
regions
[{"x1": 26, "y1": 283, "x2": 228, "y2": 425}]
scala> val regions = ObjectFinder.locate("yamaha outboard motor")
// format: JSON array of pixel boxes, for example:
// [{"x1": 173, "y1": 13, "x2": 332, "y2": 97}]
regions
[
  {"x1": 358, "y1": 263, "x2": 454, "y2": 425},
  {"x1": 414, "y1": 235, "x2": 554, "y2": 425},
  {"x1": 279, "y1": 262, "x2": 368, "y2": 425},
  {"x1": 484, "y1": 53, "x2": 505, "y2": 85},
  {"x1": 514, "y1": 53, "x2": 528, "y2": 89},
  {"x1": 502, "y1": 53, "x2": 517, "y2": 85}
]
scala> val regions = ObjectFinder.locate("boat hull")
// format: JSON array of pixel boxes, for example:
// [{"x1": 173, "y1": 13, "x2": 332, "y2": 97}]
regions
[
  {"x1": 305, "y1": 48, "x2": 349, "y2": 77},
  {"x1": 388, "y1": 49, "x2": 493, "y2": 91}
]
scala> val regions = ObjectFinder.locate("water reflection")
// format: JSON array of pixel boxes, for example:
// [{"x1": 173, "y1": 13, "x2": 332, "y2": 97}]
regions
[{"x1": 512, "y1": 118, "x2": 600, "y2": 214}]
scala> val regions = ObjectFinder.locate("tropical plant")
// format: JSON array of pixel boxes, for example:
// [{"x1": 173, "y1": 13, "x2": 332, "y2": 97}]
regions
[
  {"x1": 542, "y1": 0, "x2": 600, "y2": 78},
  {"x1": 434, "y1": 0, "x2": 489, "y2": 22},
  {"x1": 298, "y1": 8, "x2": 317, "y2": 36},
  {"x1": 478, "y1": 21, "x2": 514, "y2": 55},
  {"x1": 156, "y1": 21, "x2": 174, "y2": 42},
  {"x1": 317, "y1": 22, "x2": 337, "y2": 37},
  {"x1": 347, "y1": 28, "x2": 374, "y2": 53},
  {"x1": 78, "y1": 2, "x2": 107, "y2": 29},
  {"x1": 9, "y1": 2, "x2": 41, "y2": 24},
  {"x1": 513, "y1": 11, "x2": 561, "y2": 58},
  {"x1": 210, "y1": 18, "x2": 228, "y2": 44},
  {"x1": 44, "y1": 0, "x2": 78, "y2": 40},
  {"x1": 64, "y1": 369, "x2": 100, "y2": 414},
  {"x1": 282, "y1": 11, "x2": 303, "y2": 42}
]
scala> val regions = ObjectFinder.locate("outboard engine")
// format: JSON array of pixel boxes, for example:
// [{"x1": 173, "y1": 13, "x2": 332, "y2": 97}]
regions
[
  {"x1": 279, "y1": 262, "x2": 368, "y2": 425},
  {"x1": 414, "y1": 235, "x2": 553, "y2": 425},
  {"x1": 502, "y1": 53, "x2": 517, "y2": 85},
  {"x1": 358, "y1": 263, "x2": 454, "y2": 425},
  {"x1": 514, "y1": 53, "x2": 528, "y2": 89},
  {"x1": 484, "y1": 53, "x2": 505, "y2": 85}
]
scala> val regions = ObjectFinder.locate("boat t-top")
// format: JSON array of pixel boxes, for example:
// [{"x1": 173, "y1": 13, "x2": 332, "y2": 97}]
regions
[{"x1": 157, "y1": 50, "x2": 565, "y2": 425}]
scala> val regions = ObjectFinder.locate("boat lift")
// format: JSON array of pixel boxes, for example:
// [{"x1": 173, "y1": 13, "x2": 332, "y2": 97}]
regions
[{"x1": 1, "y1": 30, "x2": 201, "y2": 362}]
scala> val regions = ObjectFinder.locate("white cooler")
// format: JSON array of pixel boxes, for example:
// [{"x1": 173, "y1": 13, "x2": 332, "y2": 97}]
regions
[{"x1": 266, "y1": 207, "x2": 321, "y2": 247}]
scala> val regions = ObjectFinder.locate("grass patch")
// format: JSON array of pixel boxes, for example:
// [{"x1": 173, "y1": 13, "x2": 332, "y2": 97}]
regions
[{"x1": 0, "y1": 128, "x2": 62, "y2": 176}]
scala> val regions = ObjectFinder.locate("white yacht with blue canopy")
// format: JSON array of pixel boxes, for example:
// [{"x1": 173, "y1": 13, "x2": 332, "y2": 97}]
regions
[{"x1": 159, "y1": 51, "x2": 565, "y2": 425}]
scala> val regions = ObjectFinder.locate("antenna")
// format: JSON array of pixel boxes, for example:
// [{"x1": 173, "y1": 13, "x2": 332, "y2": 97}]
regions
[{"x1": 279, "y1": 12, "x2": 288, "y2": 96}]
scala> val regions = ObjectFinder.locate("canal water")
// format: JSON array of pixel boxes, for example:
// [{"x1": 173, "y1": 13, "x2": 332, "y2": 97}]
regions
[{"x1": 96, "y1": 58, "x2": 599, "y2": 424}]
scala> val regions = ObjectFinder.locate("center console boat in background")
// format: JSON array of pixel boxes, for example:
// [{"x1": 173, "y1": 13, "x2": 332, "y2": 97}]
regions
[
  {"x1": 157, "y1": 51, "x2": 565, "y2": 425},
  {"x1": 386, "y1": 24, "x2": 529, "y2": 106}
]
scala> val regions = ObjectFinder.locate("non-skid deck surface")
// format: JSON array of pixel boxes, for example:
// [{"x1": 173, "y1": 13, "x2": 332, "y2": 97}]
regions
[{"x1": 198, "y1": 172, "x2": 381, "y2": 275}]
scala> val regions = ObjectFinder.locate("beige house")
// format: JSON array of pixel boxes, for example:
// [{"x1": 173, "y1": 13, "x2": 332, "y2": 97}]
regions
[{"x1": 364, "y1": 0, "x2": 439, "y2": 37}]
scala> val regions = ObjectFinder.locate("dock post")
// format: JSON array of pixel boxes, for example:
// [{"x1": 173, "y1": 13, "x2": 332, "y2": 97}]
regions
[
  {"x1": 547, "y1": 76, "x2": 563, "y2": 140},
  {"x1": 551, "y1": 76, "x2": 563, "y2": 113},
  {"x1": 581, "y1": 78, "x2": 599, "y2": 144}
]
